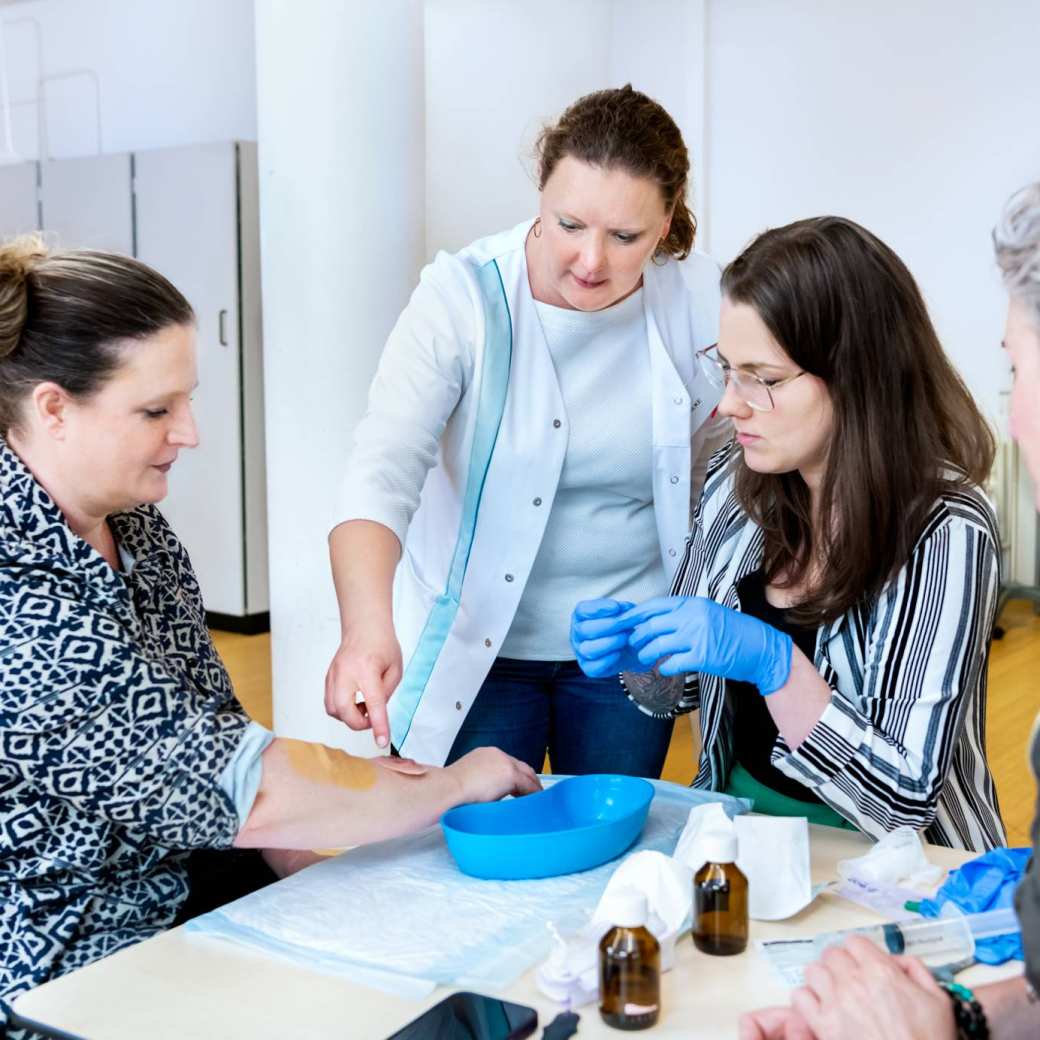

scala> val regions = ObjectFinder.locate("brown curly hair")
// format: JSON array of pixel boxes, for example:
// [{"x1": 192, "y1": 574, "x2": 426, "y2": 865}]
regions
[{"x1": 535, "y1": 84, "x2": 696, "y2": 261}]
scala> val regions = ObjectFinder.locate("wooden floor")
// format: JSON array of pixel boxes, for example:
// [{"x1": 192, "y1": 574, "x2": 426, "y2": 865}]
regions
[{"x1": 213, "y1": 599, "x2": 1040, "y2": 846}]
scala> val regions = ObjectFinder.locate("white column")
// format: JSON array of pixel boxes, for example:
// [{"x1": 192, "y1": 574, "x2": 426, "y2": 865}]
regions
[{"x1": 254, "y1": 0, "x2": 425, "y2": 749}]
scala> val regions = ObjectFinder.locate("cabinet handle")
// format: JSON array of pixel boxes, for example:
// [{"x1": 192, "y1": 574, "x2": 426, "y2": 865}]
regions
[{"x1": 218, "y1": 309, "x2": 229, "y2": 346}]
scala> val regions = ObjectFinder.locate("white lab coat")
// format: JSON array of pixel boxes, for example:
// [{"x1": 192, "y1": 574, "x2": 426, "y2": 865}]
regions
[{"x1": 337, "y1": 220, "x2": 725, "y2": 763}]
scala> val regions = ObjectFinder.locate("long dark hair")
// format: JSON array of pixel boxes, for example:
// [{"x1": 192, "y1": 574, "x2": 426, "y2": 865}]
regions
[
  {"x1": 536, "y1": 84, "x2": 696, "y2": 260},
  {"x1": 721, "y1": 216, "x2": 995, "y2": 624},
  {"x1": 0, "y1": 235, "x2": 194, "y2": 436}
]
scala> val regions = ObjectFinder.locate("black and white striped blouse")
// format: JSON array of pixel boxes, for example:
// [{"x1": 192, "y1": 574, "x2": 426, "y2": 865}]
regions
[{"x1": 632, "y1": 442, "x2": 1006, "y2": 851}]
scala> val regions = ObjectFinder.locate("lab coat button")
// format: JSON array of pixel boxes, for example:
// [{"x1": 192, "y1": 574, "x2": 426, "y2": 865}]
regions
[
  {"x1": 670, "y1": 475, "x2": 679, "y2": 484},
  {"x1": 533, "y1": 497, "x2": 542, "y2": 506},
  {"x1": 455, "y1": 701, "x2": 463, "y2": 711},
  {"x1": 484, "y1": 638, "x2": 492, "y2": 647},
  {"x1": 505, "y1": 573, "x2": 514, "y2": 582},
  {"x1": 552, "y1": 419, "x2": 562, "y2": 428},
  {"x1": 669, "y1": 548, "x2": 677, "y2": 557},
  {"x1": 674, "y1": 396, "x2": 684, "y2": 405}
]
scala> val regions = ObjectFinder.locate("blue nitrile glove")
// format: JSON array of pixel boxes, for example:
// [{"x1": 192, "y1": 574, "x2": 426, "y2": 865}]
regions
[
  {"x1": 919, "y1": 847, "x2": 1031, "y2": 965},
  {"x1": 617, "y1": 595, "x2": 793, "y2": 695},
  {"x1": 570, "y1": 598, "x2": 643, "y2": 678}
]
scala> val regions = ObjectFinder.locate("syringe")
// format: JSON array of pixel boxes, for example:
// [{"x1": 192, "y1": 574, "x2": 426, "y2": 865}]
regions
[{"x1": 812, "y1": 906, "x2": 1020, "y2": 967}]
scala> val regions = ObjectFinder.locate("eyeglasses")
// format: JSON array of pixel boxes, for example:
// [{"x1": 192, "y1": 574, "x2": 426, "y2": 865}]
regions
[{"x1": 696, "y1": 344, "x2": 807, "y2": 412}]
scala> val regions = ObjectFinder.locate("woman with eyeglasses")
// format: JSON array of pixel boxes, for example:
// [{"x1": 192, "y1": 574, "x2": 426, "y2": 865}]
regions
[
  {"x1": 572, "y1": 215, "x2": 1005, "y2": 849},
  {"x1": 736, "y1": 185, "x2": 1040, "y2": 1040}
]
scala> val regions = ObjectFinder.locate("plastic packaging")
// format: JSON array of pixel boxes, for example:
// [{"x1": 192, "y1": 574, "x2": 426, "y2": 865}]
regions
[
  {"x1": 599, "y1": 891, "x2": 661, "y2": 1031},
  {"x1": 693, "y1": 832, "x2": 749, "y2": 955},
  {"x1": 836, "y1": 824, "x2": 943, "y2": 888},
  {"x1": 189, "y1": 779, "x2": 748, "y2": 998}
]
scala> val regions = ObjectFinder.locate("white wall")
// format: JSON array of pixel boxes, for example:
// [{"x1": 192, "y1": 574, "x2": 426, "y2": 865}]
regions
[
  {"x1": 425, "y1": 0, "x2": 1040, "y2": 422},
  {"x1": 0, "y1": 0, "x2": 255, "y2": 162},
  {"x1": 703, "y1": 0, "x2": 1040, "y2": 423},
  {"x1": 425, "y1": 0, "x2": 705, "y2": 256},
  {"x1": 8, "y1": 1, "x2": 1037, "y2": 743},
  {"x1": 267, "y1": 0, "x2": 1040, "y2": 742},
  {"x1": 256, "y1": 0, "x2": 426, "y2": 750}
]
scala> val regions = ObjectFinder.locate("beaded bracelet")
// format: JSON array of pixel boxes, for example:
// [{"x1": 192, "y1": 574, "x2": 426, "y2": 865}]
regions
[{"x1": 940, "y1": 981, "x2": 990, "y2": 1040}]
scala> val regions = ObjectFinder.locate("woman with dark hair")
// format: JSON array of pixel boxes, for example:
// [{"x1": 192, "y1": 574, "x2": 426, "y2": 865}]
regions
[
  {"x1": 736, "y1": 183, "x2": 1040, "y2": 1040},
  {"x1": 326, "y1": 85, "x2": 729, "y2": 775},
  {"x1": 0, "y1": 238, "x2": 538, "y2": 1027},
  {"x1": 573, "y1": 215, "x2": 1004, "y2": 850}
]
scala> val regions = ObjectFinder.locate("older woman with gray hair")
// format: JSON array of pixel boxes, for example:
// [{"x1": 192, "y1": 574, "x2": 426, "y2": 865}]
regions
[{"x1": 739, "y1": 181, "x2": 1040, "y2": 1040}]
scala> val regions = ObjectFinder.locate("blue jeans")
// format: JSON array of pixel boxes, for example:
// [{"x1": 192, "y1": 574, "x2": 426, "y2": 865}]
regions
[{"x1": 445, "y1": 657, "x2": 674, "y2": 777}]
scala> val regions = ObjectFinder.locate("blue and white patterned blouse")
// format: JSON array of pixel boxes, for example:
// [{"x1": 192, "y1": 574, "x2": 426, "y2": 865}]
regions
[{"x1": 0, "y1": 439, "x2": 260, "y2": 1023}]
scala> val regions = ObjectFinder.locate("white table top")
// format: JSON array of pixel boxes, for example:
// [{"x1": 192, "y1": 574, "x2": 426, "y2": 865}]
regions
[{"x1": 11, "y1": 825, "x2": 1019, "y2": 1039}]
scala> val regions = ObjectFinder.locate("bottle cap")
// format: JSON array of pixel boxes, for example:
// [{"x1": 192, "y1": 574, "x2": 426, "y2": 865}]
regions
[
  {"x1": 609, "y1": 890, "x2": 649, "y2": 928},
  {"x1": 702, "y1": 832, "x2": 738, "y2": 864}
]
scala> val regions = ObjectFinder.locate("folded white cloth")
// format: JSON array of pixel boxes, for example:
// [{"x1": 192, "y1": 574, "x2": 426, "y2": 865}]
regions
[
  {"x1": 675, "y1": 803, "x2": 814, "y2": 921},
  {"x1": 534, "y1": 799, "x2": 766, "y2": 1007},
  {"x1": 536, "y1": 851, "x2": 694, "y2": 1007},
  {"x1": 829, "y1": 824, "x2": 944, "y2": 917},
  {"x1": 837, "y1": 824, "x2": 943, "y2": 888}
]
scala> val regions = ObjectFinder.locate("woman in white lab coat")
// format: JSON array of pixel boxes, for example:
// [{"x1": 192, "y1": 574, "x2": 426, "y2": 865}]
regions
[{"x1": 326, "y1": 85, "x2": 728, "y2": 772}]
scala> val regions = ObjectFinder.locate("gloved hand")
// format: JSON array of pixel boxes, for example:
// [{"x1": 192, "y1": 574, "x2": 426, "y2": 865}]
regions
[
  {"x1": 918, "y1": 846, "x2": 1031, "y2": 965},
  {"x1": 570, "y1": 598, "x2": 644, "y2": 678},
  {"x1": 619, "y1": 596, "x2": 793, "y2": 695}
]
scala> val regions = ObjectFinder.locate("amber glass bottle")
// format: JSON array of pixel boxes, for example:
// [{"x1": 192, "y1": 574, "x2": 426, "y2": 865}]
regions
[
  {"x1": 598, "y1": 891, "x2": 661, "y2": 1030},
  {"x1": 693, "y1": 832, "x2": 749, "y2": 955}
]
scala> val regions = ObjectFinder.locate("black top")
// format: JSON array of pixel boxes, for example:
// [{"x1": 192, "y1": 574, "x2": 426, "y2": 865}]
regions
[{"x1": 729, "y1": 568, "x2": 823, "y2": 804}]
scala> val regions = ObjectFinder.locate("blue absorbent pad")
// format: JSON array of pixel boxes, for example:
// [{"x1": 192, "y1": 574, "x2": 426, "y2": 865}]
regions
[
  {"x1": 187, "y1": 779, "x2": 749, "y2": 996},
  {"x1": 919, "y1": 846, "x2": 1032, "y2": 964}
]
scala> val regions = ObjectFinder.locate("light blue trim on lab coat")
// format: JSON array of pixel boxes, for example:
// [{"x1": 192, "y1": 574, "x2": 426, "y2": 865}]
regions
[{"x1": 389, "y1": 258, "x2": 513, "y2": 749}]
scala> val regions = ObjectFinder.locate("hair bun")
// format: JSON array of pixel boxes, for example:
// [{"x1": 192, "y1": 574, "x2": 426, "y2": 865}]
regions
[{"x1": 0, "y1": 234, "x2": 49, "y2": 359}]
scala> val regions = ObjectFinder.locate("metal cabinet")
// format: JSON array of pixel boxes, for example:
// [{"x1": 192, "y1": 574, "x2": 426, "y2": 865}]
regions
[
  {"x1": 134, "y1": 142, "x2": 268, "y2": 627},
  {"x1": 0, "y1": 162, "x2": 39, "y2": 236},
  {"x1": 0, "y1": 143, "x2": 268, "y2": 630},
  {"x1": 40, "y1": 153, "x2": 133, "y2": 254}
]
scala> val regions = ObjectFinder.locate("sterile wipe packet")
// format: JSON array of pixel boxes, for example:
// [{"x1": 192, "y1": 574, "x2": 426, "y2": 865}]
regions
[{"x1": 675, "y1": 804, "x2": 814, "y2": 920}]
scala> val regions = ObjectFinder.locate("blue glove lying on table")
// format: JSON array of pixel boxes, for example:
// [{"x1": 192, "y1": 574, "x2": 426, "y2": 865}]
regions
[
  {"x1": 571, "y1": 595, "x2": 793, "y2": 696},
  {"x1": 919, "y1": 847, "x2": 1032, "y2": 965}
]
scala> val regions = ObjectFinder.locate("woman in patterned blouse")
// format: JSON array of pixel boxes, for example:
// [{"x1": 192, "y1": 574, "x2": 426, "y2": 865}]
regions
[{"x1": 0, "y1": 237, "x2": 540, "y2": 1026}]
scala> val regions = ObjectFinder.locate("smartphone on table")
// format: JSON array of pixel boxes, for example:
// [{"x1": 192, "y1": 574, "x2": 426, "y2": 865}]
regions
[{"x1": 385, "y1": 990, "x2": 538, "y2": 1040}]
